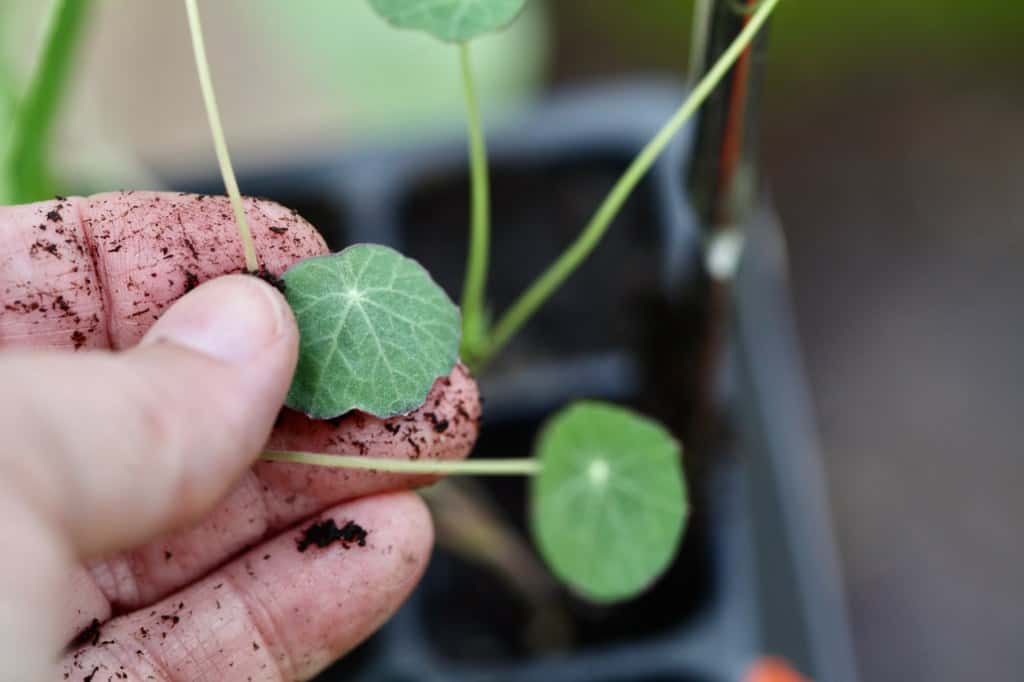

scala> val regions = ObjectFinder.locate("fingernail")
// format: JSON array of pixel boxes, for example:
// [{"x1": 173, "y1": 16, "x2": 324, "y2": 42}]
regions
[{"x1": 142, "y1": 274, "x2": 290, "y2": 364}]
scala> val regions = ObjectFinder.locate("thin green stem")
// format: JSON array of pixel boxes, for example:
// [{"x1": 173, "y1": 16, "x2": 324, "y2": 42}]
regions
[
  {"x1": 261, "y1": 450, "x2": 542, "y2": 476},
  {"x1": 3, "y1": 0, "x2": 92, "y2": 204},
  {"x1": 688, "y1": 0, "x2": 713, "y2": 83},
  {"x1": 477, "y1": 0, "x2": 781, "y2": 366},
  {"x1": 184, "y1": 0, "x2": 259, "y2": 273},
  {"x1": 458, "y1": 42, "x2": 491, "y2": 364}
]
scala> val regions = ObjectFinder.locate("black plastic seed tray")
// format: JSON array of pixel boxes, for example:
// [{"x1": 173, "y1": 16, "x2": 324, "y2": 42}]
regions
[{"x1": 174, "y1": 81, "x2": 857, "y2": 682}]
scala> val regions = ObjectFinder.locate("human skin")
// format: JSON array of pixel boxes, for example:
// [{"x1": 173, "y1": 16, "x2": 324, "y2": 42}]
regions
[{"x1": 0, "y1": 192, "x2": 480, "y2": 681}]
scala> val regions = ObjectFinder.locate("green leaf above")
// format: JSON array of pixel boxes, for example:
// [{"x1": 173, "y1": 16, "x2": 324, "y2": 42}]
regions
[
  {"x1": 367, "y1": 0, "x2": 528, "y2": 43},
  {"x1": 530, "y1": 401, "x2": 688, "y2": 603},
  {"x1": 282, "y1": 244, "x2": 461, "y2": 419}
]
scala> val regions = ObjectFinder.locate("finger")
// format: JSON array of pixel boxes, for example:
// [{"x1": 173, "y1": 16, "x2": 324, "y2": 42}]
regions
[
  {"x1": 61, "y1": 492, "x2": 432, "y2": 682},
  {"x1": 0, "y1": 191, "x2": 326, "y2": 351},
  {"x1": 82, "y1": 364, "x2": 479, "y2": 618},
  {"x1": 0, "y1": 274, "x2": 298, "y2": 557},
  {"x1": 0, "y1": 190, "x2": 481, "y2": 483},
  {"x1": 0, "y1": 191, "x2": 481, "y2": 485}
]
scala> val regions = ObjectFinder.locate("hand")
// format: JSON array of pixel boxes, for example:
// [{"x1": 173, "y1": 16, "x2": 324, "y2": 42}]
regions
[{"x1": 0, "y1": 192, "x2": 479, "y2": 681}]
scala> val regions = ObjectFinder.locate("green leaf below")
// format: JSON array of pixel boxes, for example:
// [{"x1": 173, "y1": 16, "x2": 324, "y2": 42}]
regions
[
  {"x1": 530, "y1": 401, "x2": 688, "y2": 603},
  {"x1": 282, "y1": 244, "x2": 461, "y2": 419},
  {"x1": 367, "y1": 0, "x2": 528, "y2": 43}
]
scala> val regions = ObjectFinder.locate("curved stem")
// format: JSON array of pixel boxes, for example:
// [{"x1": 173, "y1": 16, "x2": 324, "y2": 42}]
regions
[
  {"x1": 261, "y1": 450, "x2": 541, "y2": 476},
  {"x1": 184, "y1": 0, "x2": 259, "y2": 273},
  {"x1": 458, "y1": 42, "x2": 491, "y2": 363},
  {"x1": 477, "y1": 0, "x2": 781, "y2": 366}
]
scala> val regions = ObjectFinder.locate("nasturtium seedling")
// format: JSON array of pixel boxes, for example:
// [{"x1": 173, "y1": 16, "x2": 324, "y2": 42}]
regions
[
  {"x1": 181, "y1": 0, "x2": 781, "y2": 608},
  {"x1": 282, "y1": 244, "x2": 461, "y2": 419},
  {"x1": 530, "y1": 401, "x2": 688, "y2": 602},
  {"x1": 367, "y1": 0, "x2": 528, "y2": 43}
]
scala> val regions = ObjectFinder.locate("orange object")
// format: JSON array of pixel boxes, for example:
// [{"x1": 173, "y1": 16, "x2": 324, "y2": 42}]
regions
[{"x1": 745, "y1": 657, "x2": 812, "y2": 682}]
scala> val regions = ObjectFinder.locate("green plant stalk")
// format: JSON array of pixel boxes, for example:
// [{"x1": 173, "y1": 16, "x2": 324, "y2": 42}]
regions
[
  {"x1": 2, "y1": 0, "x2": 92, "y2": 205},
  {"x1": 477, "y1": 0, "x2": 781, "y2": 366},
  {"x1": 458, "y1": 42, "x2": 491, "y2": 363},
  {"x1": 184, "y1": 0, "x2": 259, "y2": 273},
  {"x1": 688, "y1": 0, "x2": 714, "y2": 83},
  {"x1": 261, "y1": 449, "x2": 541, "y2": 476}
]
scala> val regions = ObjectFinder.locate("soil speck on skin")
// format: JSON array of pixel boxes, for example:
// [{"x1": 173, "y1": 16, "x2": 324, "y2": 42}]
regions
[
  {"x1": 297, "y1": 519, "x2": 367, "y2": 552},
  {"x1": 30, "y1": 239, "x2": 59, "y2": 258},
  {"x1": 269, "y1": 226, "x2": 288, "y2": 235},
  {"x1": 70, "y1": 330, "x2": 87, "y2": 350},
  {"x1": 46, "y1": 209, "x2": 62, "y2": 222},
  {"x1": 247, "y1": 268, "x2": 286, "y2": 294},
  {"x1": 69, "y1": 618, "x2": 101, "y2": 649},
  {"x1": 82, "y1": 666, "x2": 98, "y2": 682},
  {"x1": 183, "y1": 271, "x2": 200, "y2": 293}
]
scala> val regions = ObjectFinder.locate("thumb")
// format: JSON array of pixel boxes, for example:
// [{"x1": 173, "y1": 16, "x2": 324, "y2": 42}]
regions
[{"x1": 0, "y1": 274, "x2": 298, "y2": 557}]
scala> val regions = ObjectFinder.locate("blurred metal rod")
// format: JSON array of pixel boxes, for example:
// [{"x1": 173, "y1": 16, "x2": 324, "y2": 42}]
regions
[
  {"x1": 677, "y1": 0, "x2": 774, "y2": 448},
  {"x1": 686, "y1": 0, "x2": 772, "y2": 248}
]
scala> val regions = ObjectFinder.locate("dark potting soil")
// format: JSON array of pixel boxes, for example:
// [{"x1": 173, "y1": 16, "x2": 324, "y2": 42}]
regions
[
  {"x1": 68, "y1": 618, "x2": 101, "y2": 649},
  {"x1": 245, "y1": 268, "x2": 287, "y2": 294},
  {"x1": 297, "y1": 519, "x2": 368, "y2": 552},
  {"x1": 182, "y1": 270, "x2": 200, "y2": 294}
]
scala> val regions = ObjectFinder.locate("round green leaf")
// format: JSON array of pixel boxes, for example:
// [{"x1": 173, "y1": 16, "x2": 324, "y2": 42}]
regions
[
  {"x1": 367, "y1": 0, "x2": 528, "y2": 43},
  {"x1": 530, "y1": 401, "x2": 688, "y2": 603},
  {"x1": 282, "y1": 244, "x2": 461, "y2": 419}
]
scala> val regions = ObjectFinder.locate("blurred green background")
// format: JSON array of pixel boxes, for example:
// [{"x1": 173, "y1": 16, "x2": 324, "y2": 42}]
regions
[
  {"x1": 3, "y1": 2, "x2": 1023, "y2": 681},
  {"x1": 3, "y1": 0, "x2": 1023, "y2": 198},
  {"x1": 550, "y1": 0, "x2": 1024, "y2": 79}
]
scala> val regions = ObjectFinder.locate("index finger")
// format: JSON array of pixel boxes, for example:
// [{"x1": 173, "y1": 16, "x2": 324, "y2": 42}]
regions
[
  {"x1": 0, "y1": 189, "x2": 478, "y2": 482},
  {"x1": 0, "y1": 191, "x2": 326, "y2": 350}
]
